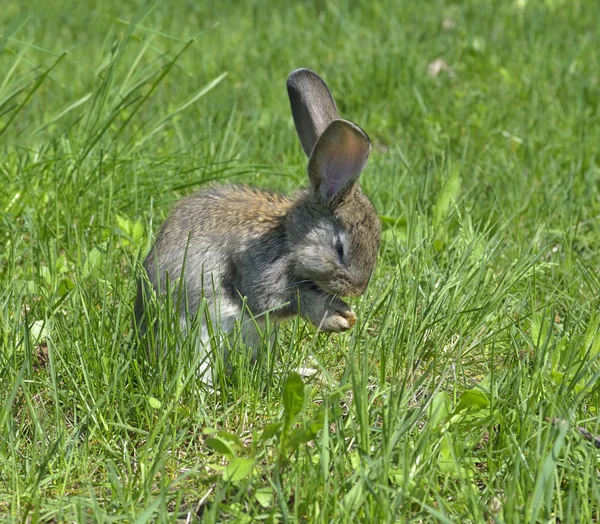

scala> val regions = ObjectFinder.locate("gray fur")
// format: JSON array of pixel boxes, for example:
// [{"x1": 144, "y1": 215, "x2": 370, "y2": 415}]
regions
[{"x1": 135, "y1": 69, "x2": 381, "y2": 357}]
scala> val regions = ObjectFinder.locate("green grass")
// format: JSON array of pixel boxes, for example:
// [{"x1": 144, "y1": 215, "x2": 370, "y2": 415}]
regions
[{"x1": 2, "y1": 0, "x2": 600, "y2": 521}]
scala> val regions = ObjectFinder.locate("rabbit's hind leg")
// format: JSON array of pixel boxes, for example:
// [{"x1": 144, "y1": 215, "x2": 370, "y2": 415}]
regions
[
  {"x1": 240, "y1": 315, "x2": 277, "y2": 360},
  {"x1": 183, "y1": 296, "x2": 242, "y2": 385}
]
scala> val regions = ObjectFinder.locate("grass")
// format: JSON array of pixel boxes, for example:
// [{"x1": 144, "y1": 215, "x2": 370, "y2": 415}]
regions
[{"x1": 1, "y1": 0, "x2": 600, "y2": 521}]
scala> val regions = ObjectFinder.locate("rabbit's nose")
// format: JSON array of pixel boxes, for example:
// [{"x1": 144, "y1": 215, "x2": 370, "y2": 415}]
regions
[{"x1": 346, "y1": 283, "x2": 367, "y2": 298}]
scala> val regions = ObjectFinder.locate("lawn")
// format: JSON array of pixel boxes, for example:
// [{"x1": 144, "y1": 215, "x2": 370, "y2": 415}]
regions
[{"x1": 1, "y1": 0, "x2": 600, "y2": 521}]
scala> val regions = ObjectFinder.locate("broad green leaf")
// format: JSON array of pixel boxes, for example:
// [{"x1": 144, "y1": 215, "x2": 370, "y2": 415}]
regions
[
  {"x1": 57, "y1": 278, "x2": 76, "y2": 297},
  {"x1": 227, "y1": 502, "x2": 253, "y2": 524},
  {"x1": 283, "y1": 372, "x2": 305, "y2": 426},
  {"x1": 550, "y1": 371, "x2": 565, "y2": 386},
  {"x1": 82, "y1": 247, "x2": 102, "y2": 277},
  {"x1": 389, "y1": 469, "x2": 417, "y2": 491},
  {"x1": 39, "y1": 265, "x2": 52, "y2": 285},
  {"x1": 287, "y1": 425, "x2": 319, "y2": 451},
  {"x1": 206, "y1": 436, "x2": 235, "y2": 458},
  {"x1": 223, "y1": 457, "x2": 254, "y2": 482},
  {"x1": 116, "y1": 214, "x2": 132, "y2": 234},
  {"x1": 379, "y1": 215, "x2": 407, "y2": 227},
  {"x1": 16, "y1": 280, "x2": 37, "y2": 294},
  {"x1": 255, "y1": 487, "x2": 274, "y2": 508},
  {"x1": 454, "y1": 389, "x2": 489, "y2": 413},
  {"x1": 30, "y1": 320, "x2": 49, "y2": 343},
  {"x1": 349, "y1": 450, "x2": 361, "y2": 470},
  {"x1": 117, "y1": 214, "x2": 144, "y2": 246},
  {"x1": 382, "y1": 226, "x2": 407, "y2": 245},
  {"x1": 131, "y1": 220, "x2": 144, "y2": 245},
  {"x1": 148, "y1": 396, "x2": 162, "y2": 409},
  {"x1": 438, "y1": 432, "x2": 461, "y2": 477},
  {"x1": 342, "y1": 479, "x2": 365, "y2": 511},
  {"x1": 261, "y1": 421, "x2": 282, "y2": 441},
  {"x1": 429, "y1": 391, "x2": 451, "y2": 428},
  {"x1": 217, "y1": 430, "x2": 243, "y2": 448}
]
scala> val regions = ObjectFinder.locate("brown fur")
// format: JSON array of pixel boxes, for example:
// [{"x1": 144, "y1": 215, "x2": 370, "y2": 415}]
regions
[{"x1": 165, "y1": 185, "x2": 294, "y2": 237}]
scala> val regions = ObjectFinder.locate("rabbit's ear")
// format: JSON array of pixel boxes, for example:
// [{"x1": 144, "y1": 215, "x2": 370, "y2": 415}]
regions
[
  {"x1": 308, "y1": 119, "x2": 371, "y2": 204},
  {"x1": 287, "y1": 69, "x2": 339, "y2": 157}
]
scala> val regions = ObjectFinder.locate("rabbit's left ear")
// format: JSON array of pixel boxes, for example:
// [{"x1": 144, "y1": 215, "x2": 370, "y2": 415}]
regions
[
  {"x1": 307, "y1": 119, "x2": 371, "y2": 204},
  {"x1": 287, "y1": 69, "x2": 339, "y2": 157}
]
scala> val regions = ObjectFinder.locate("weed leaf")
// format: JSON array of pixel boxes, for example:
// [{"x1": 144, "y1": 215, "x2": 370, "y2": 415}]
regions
[
  {"x1": 223, "y1": 457, "x2": 254, "y2": 482},
  {"x1": 283, "y1": 371, "x2": 305, "y2": 427}
]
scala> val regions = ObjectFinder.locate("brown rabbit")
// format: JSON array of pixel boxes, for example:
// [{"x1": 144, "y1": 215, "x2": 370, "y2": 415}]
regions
[{"x1": 135, "y1": 69, "x2": 381, "y2": 373}]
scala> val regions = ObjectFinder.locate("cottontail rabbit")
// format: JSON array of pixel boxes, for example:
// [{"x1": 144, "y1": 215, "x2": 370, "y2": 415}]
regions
[{"x1": 135, "y1": 69, "x2": 381, "y2": 368}]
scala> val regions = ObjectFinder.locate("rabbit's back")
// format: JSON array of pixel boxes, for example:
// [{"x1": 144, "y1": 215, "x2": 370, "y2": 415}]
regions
[
  {"x1": 165, "y1": 185, "x2": 294, "y2": 238},
  {"x1": 141, "y1": 185, "x2": 295, "y2": 317}
]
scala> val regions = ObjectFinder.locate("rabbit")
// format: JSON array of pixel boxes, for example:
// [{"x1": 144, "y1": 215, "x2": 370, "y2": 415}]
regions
[{"x1": 134, "y1": 68, "x2": 381, "y2": 373}]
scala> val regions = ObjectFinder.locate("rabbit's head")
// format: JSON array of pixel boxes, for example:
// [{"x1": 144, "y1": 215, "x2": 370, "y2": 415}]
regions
[{"x1": 285, "y1": 69, "x2": 381, "y2": 298}]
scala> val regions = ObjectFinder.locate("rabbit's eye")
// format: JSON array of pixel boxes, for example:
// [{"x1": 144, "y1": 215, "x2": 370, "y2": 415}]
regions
[{"x1": 335, "y1": 240, "x2": 345, "y2": 262}]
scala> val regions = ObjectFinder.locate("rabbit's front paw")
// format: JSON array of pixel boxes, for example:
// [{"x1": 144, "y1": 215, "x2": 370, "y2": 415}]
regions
[{"x1": 322, "y1": 308, "x2": 357, "y2": 332}]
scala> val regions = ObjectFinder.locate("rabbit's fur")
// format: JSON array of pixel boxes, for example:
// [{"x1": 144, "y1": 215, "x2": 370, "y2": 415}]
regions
[{"x1": 135, "y1": 69, "x2": 381, "y2": 359}]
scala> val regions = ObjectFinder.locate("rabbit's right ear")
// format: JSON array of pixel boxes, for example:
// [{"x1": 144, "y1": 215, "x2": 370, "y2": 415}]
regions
[
  {"x1": 287, "y1": 69, "x2": 339, "y2": 157},
  {"x1": 307, "y1": 119, "x2": 371, "y2": 205}
]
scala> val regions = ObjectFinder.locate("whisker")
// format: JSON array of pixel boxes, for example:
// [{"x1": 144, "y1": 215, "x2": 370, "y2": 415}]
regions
[{"x1": 283, "y1": 279, "x2": 312, "y2": 291}]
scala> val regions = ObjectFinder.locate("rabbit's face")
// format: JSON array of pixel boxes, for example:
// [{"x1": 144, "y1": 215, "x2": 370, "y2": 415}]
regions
[
  {"x1": 288, "y1": 188, "x2": 381, "y2": 297},
  {"x1": 285, "y1": 69, "x2": 379, "y2": 297},
  {"x1": 333, "y1": 187, "x2": 381, "y2": 296}
]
